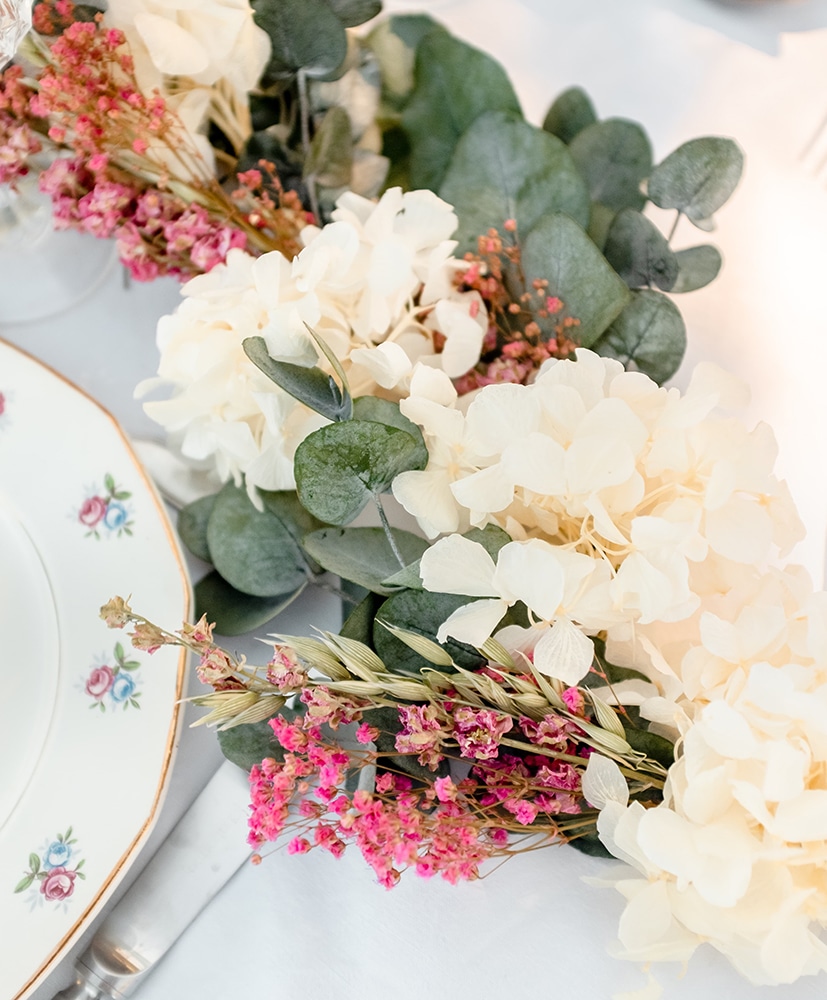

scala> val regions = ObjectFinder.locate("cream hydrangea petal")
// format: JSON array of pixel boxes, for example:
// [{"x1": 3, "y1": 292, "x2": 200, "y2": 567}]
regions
[
  {"x1": 395, "y1": 189, "x2": 458, "y2": 248},
  {"x1": 430, "y1": 298, "x2": 485, "y2": 377},
  {"x1": 435, "y1": 598, "x2": 509, "y2": 645},
  {"x1": 464, "y1": 383, "x2": 541, "y2": 456},
  {"x1": 705, "y1": 496, "x2": 773, "y2": 563},
  {"x1": 350, "y1": 341, "x2": 412, "y2": 389},
  {"x1": 419, "y1": 535, "x2": 498, "y2": 597},
  {"x1": 770, "y1": 791, "x2": 827, "y2": 841},
  {"x1": 582, "y1": 753, "x2": 629, "y2": 809},
  {"x1": 392, "y1": 470, "x2": 463, "y2": 539},
  {"x1": 492, "y1": 539, "x2": 565, "y2": 619},
  {"x1": 501, "y1": 433, "x2": 566, "y2": 495},
  {"x1": 450, "y1": 464, "x2": 514, "y2": 515},
  {"x1": 133, "y1": 12, "x2": 210, "y2": 75},
  {"x1": 532, "y1": 616, "x2": 594, "y2": 684},
  {"x1": 617, "y1": 880, "x2": 674, "y2": 954}
]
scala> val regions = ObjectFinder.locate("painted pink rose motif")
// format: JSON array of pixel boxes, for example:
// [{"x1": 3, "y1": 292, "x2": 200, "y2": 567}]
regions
[
  {"x1": 85, "y1": 643, "x2": 142, "y2": 712},
  {"x1": 14, "y1": 828, "x2": 85, "y2": 905},
  {"x1": 40, "y1": 867, "x2": 77, "y2": 901},
  {"x1": 79, "y1": 495, "x2": 108, "y2": 527},
  {"x1": 77, "y1": 473, "x2": 134, "y2": 538},
  {"x1": 0, "y1": 392, "x2": 5, "y2": 416},
  {"x1": 85, "y1": 664, "x2": 114, "y2": 698}
]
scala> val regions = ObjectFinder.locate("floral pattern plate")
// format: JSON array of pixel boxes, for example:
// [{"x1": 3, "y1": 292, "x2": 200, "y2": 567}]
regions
[{"x1": 0, "y1": 339, "x2": 190, "y2": 1000}]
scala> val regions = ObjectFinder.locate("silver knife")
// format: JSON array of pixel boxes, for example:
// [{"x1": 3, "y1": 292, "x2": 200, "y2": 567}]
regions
[{"x1": 55, "y1": 761, "x2": 252, "y2": 1000}]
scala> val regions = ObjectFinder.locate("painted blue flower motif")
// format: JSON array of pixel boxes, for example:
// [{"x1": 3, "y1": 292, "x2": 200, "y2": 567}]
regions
[
  {"x1": 44, "y1": 841, "x2": 72, "y2": 870},
  {"x1": 110, "y1": 673, "x2": 137, "y2": 704},
  {"x1": 78, "y1": 474, "x2": 134, "y2": 539}
]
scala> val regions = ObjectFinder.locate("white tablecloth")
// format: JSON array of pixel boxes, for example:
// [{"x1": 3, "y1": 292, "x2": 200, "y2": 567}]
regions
[{"x1": 6, "y1": 2, "x2": 827, "y2": 997}]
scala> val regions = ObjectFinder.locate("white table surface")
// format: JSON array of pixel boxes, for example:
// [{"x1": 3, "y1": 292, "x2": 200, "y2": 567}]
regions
[{"x1": 6, "y1": 1, "x2": 827, "y2": 997}]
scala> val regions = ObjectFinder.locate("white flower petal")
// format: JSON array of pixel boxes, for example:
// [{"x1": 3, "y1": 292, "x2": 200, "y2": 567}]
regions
[
  {"x1": 435, "y1": 598, "x2": 509, "y2": 646},
  {"x1": 419, "y1": 535, "x2": 498, "y2": 597},
  {"x1": 532, "y1": 616, "x2": 594, "y2": 685},
  {"x1": 582, "y1": 753, "x2": 630, "y2": 809},
  {"x1": 350, "y1": 341, "x2": 412, "y2": 389},
  {"x1": 492, "y1": 539, "x2": 565, "y2": 620}
]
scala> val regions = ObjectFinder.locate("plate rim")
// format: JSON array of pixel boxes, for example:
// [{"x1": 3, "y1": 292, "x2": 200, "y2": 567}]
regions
[{"x1": 0, "y1": 335, "x2": 192, "y2": 1000}]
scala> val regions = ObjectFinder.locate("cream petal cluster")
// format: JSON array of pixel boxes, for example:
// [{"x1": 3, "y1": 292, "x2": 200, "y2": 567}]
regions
[
  {"x1": 106, "y1": 0, "x2": 270, "y2": 158},
  {"x1": 395, "y1": 348, "x2": 803, "y2": 657},
  {"x1": 140, "y1": 190, "x2": 486, "y2": 497}
]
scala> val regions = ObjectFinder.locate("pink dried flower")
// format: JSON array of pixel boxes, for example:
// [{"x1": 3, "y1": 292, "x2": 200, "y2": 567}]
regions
[{"x1": 452, "y1": 707, "x2": 513, "y2": 760}]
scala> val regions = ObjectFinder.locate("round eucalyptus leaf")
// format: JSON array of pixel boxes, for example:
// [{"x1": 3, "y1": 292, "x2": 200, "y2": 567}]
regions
[
  {"x1": 603, "y1": 208, "x2": 678, "y2": 291},
  {"x1": 440, "y1": 111, "x2": 590, "y2": 251},
  {"x1": 542, "y1": 86, "x2": 597, "y2": 145},
  {"x1": 365, "y1": 14, "x2": 444, "y2": 108},
  {"x1": 254, "y1": 0, "x2": 348, "y2": 76},
  {"x1": 352, "y1": 396, "x2": 428, "y2": 468},
  {"x1": 206, "y1": 484, "x2": 308, "y2": 597},
  {"x1": 521, "y1": 213, "x2": 630, "y2": 347},
  {"x1": 587, "y1": 202, "x2": 616, "y2": 252},
  {"x1": 327, "y1": 0, "x2": 381, "y2": 27},
  {"x1": 295, "y1": 420, "x2": 428, "y2": 525},
  {"x1": 670, "y1": 244, "x2": 723, "y2": 293},
  {"x1": 647, "y1": 137, "x2": 744, "y2": 226},
  {"x1": 591, "y1": 289, "x2": 686, "y2": 385},
  {"x1": 195, "y1": 571, "x2": 304, "y2": 636},
  {"x1": 302, "y1": 526, "x2": 429, "y2": 594},
  {"x1": 402, "y1": 30, "x2": 521, "y2": 191},
  {"x1": 374, "y1": 590, "x2": 487, "y2": 675},
  {"x1": 177, "y1": 494, "x2": 216, "y2": 563},
  {"x1": 569, "y1": 119, "x2": 653, "y2": 212}
]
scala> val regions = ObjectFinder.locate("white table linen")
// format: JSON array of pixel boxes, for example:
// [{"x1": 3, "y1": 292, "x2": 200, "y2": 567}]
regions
[{"x1": 6, "y1": 1, "x2": 827, "y2": 997}]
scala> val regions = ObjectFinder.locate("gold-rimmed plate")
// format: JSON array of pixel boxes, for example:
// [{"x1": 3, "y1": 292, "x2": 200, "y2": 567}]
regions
[{"x1": 0, "y1": 338, "x2": 190, "y2": 1000}]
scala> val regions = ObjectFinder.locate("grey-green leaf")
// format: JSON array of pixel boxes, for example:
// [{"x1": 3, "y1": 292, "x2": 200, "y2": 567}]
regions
[
  {"x1": 603, "y1": 208, "x2": 678, "y2": 291},
  {"x1": 521, "y1": 213, "x2": 630, "y2": 347},
  {"x1": 352, "y1": 396, "x2": 428, "y2": 469},
  {"x1": 402, "y1": 30, "x2": 521, "y2": 190},
  {"x1": 302, "y1": 526, "x2": 429, "y2": 594},
  {"x1": 463, "y1": 524, "x2": 512, "y2": 559},
  {"x1": 295, "y1": 420, "x2": 427, "y2": 525},
  {"x1": 568, "y1": 118, "x2": 653, "y2": 213},
  {"x1": 304, "y1": 105, "x2": 353, "y2": 188},
  {"x1": 195, "y1": 571, "x2": 305, "y2": 636},
  {"x1": 327, "y1": 0, "x2": 381, "y2": 27},
  {"x1": 177, "y1": 494, "x2": 216, "y2": 563},
  {"x1": 253, "y1": 0, "x2": 347, "y2": 75},
  {"x1": 647, "y1": 137, "x2": 744, "y2": 226},
  {"x1": 206, "y1": 484, "x2": 308, "y2": 597},
  {"x1": 670, "y1": 244, "x2": 723, "y2": 293},
  {"x1": 440, "y1": 111, "x2": 590, "y2": 251},
  {"x1": 254, "y1": 0, "x2": 348, "y2": 76},
  {"x1": 365, "y1": 15, "x2": 444, "y2": 110},
  {"x1": 374, "y1": 590, "x2": 488, "y2": 675},
  {"x1": 218, "y1": 716, "x2": 294, "y2": 771},
  {"x1": 590, "y1": 289, "x2": 686, "y2": 385},
  {"x1": 542, "y1": 86, "x2": 598, "y2": 144},
  {"x1": 243, "y1": 335, "x2": 351, "y2": 422}
]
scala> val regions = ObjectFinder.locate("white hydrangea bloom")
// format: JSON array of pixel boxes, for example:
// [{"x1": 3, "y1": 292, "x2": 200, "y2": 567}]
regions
[{"x1": 140, "y1": 190, "x2": 485, "y2": 499}]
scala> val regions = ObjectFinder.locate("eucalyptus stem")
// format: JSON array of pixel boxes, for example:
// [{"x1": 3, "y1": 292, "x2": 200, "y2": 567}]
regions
[
  {"x1": 668, "y1": 210, "x2": 681, "y2": 242},
  {"x1": 296, "y1": 69, "x2": 321, "y2": 224},
  {"x1": 374, "y1": 494, "x2": 406, "y2": 568}
]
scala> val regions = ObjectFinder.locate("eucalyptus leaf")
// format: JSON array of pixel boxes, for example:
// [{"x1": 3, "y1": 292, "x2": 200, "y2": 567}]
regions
[
  {"x1": 177, "y1": 494, "x2": 216, "y2": 563},
  {"x1": 567, "y1": 830, "x2": 613, "y2": 859},
  {"x1": 521, "y1": 213, "x2": 630, "y2": 347},
  {"x1": 243, "y1": 335, "x2": 351, "y2": 422},
  {"x1": 463, "y1": 524, "x2": 512, "y2": 559},
  {"x1": 259, "y1": 489, "x2": 326, "y2": 545},
  {"x1": 302, "y1": 526, "x2": 429, "y2": 593},
  {"x1": 670, "y1": 244, "x2": 723, "y2": 293},
  {"x1": 590, "y1": 289, "x2": 686, "y2": 385},
  {"x1": 568, "y1": 118, "x2": 652, "y2": 213},
  {"x1": 603, "y1": 208, "x2": 678, "y2": 291},
  {"x1": 381, "y1": 560, "x2": 423, "y2": 591},
  {"x1": 295, "y1": 420, "x2": 427, "y2": 524},
  {"x1": 340, "y1": 591, "x2": 385, "y2": 645},
  {"x1": 253, "y1": 0, "x2": 348, "y2": 76},
  {"x1": 304, "y1": 105, "x2": 353, "y2": 188},
  {"x1": 440, "y1": 111, "x2": 590, "y2": 251},
  {"x1": 352, "y1": 395, "x2": 428, "y2": 468},
  {"x1": 587, "y1": 202, "x2": 615, "y2": 253},
  {"x1": 374, "y1": 590, "x2": 489, "y2": 675},
  {"x1": 195, "y1": 571, "x2": 304, "y2": 636},
  {"x1": 542, "y1": 86, "x2": 597, "y2": 145},
  {"x1": 647, "y1": 137, "x2": 744, "y2": 227},
  {"x1": 206, "y1": 484, "x2": 308, "y2": 597},
  {"x1": 402, "y1": 30, "x2": 521, "y2": 190},
  {"x1": 623, "y1": 727, "x2": 675, "y2": 769},
  {"x1": 366, "y1": 15, "x2": 444, "y2": 110},
  {"x1": 217, "y1": 709, "x2": 303, "y2": 770},
  {"x1": 327, "y1": 0, "x2": 381, "y2": 27}
]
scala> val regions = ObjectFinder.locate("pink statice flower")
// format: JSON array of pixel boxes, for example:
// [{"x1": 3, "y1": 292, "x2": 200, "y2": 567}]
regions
[
  {"x1": 395, "y1": 704, "x2": 447, "y2": 769},
  {"x1": 452, "y1": 707, "x2": 513, "y2": 760}
]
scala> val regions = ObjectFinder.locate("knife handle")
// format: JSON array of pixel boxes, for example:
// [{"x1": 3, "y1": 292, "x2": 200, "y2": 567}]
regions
[{"x1": 56, "y1": 761, "x2": 252, "y2": 1000}]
